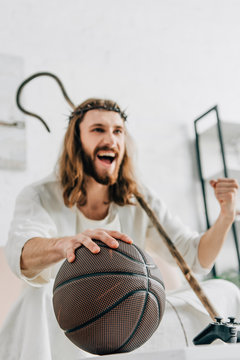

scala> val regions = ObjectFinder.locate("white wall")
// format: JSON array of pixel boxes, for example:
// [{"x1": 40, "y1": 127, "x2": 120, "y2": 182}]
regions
[{"x1": 1, "y1": 0, "x2": 240, "y2": 247}]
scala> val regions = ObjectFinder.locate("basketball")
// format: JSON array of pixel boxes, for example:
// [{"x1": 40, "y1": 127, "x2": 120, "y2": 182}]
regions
[{"x1": 52, "y1": 240, "x2": 165, "y2": 355}]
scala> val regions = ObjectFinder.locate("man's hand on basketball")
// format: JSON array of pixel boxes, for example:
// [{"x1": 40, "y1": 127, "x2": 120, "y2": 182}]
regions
[{"x1": 57, "y1": 229, "x2": 133, "y2": 263}]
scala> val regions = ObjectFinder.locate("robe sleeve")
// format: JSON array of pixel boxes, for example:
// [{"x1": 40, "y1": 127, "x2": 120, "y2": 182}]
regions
[
  {"x1": 145, "y1": 189, "x2": 211, "y2": 275},
  {"x1": 5, "y1": 185, "x2": 58, "y2": 287}
]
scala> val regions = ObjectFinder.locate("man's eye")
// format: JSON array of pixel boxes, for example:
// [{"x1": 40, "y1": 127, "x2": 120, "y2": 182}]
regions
[
  {"x1": 114, "y1": 129, "x2": 122, "y2": 134},
  {"x1": 93, "y1": 128, "x2": 104, "y2": 133}
]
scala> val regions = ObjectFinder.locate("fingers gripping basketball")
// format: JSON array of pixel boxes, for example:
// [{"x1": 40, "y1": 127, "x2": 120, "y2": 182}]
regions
[{"x1": 53, "y1": 240, "x2": 165, "y2": 355}]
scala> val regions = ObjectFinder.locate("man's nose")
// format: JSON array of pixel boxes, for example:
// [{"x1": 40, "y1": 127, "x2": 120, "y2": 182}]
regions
[{"x1": 102, "y1": 130, "x2": 116, "y2": 147}]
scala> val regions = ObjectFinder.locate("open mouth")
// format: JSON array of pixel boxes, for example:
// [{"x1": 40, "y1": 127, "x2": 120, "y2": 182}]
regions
[{"x1": 96, "y1": 151, "x2": 116, "y2": 165}]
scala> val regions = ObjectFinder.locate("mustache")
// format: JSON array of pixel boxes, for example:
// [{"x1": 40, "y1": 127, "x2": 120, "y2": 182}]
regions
[{"x1": 93, "y1": 146, "x2": 119, "y2": 158}]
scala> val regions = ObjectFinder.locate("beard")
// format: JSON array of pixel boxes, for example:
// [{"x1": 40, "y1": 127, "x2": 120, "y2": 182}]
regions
[{"x1": 81, "y1": 146, "x2": 122, "y2": 185}]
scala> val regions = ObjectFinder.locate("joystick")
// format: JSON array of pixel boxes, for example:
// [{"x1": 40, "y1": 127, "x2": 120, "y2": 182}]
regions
[
  {"x1": 193, "y1": 317, "x2": 238, "y2": 345},
  {"x1": 226, "y1": 317, "x2": 240, "y2": 342}
]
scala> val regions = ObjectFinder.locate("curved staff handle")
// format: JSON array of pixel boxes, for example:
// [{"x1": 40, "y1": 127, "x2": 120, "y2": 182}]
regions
[
  {"x1": 16, "y1": 72, "x2": 76, "y2": 132},
  {"x1": 135, "y1": 193, "x2": 220, "y2": 321}
]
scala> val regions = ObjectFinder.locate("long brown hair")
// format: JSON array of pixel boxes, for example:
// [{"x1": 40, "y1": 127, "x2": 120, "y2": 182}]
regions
[{"x1": 58, "y1": 98, "x2": 140, "y2": 207}]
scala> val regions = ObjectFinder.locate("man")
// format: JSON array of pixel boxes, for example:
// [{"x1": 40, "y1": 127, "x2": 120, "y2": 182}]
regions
[{"x1": 1, "y1": 98, "x2": 240, "y2": 360}]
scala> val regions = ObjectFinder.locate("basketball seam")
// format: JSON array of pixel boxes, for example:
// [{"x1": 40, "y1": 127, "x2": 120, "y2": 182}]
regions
[
  {"x1": 65, "y1": 289, "x2": 160, "y2": 334},
  {"x1": 54, "y1": 244, "x2": 155, "y2": 289},
  {"x1": 134, "y1": 247, "x2": 162, "y2": 330},
  {"x1": 89, "y1": 242, "x2": 156, "y2": 267},
  {"x1": 54, "y1": 271, "x2": 165, "y2": 292},
  {"x1": 113, "y1": 244, "x2": 151, "y2": 353}
]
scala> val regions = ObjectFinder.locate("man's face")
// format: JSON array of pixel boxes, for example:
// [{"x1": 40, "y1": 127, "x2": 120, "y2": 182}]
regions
[{"x1": 79, "y1": 110, "x2": 126, "y2": 185}]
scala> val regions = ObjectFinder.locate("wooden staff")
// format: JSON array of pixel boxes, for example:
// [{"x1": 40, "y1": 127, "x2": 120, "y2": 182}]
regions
[{"x1": 135, "y1": 193, "x2": 219, "y2": 321}]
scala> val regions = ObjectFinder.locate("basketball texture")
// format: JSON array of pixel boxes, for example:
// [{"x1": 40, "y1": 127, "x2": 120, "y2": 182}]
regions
[{"x1": 53, "y1": 240, "x2": 165, "y2": 355}]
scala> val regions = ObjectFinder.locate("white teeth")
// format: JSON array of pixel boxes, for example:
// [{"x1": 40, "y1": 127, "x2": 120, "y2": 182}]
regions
[{"x1": 97, "y1": 151, "x2": 115, "y2": 157}]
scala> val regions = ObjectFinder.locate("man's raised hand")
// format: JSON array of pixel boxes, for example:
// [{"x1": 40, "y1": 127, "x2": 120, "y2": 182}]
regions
[{"x1": 210, "y1": 178, "x2": 239, "y2": 221}]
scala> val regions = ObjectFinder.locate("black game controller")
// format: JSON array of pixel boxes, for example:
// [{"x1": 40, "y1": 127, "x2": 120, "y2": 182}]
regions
[
  {"x1": 228, "y1": 317, "x2": 240, "y2": 343},
  {"x1": 193, "y1": 317, "x2": 239, "y2": 345}
]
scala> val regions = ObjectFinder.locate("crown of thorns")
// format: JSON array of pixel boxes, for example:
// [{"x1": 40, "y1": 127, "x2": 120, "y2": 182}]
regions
[{"x1": 69, "y1": 103, "x2": 127, "y2": 122}]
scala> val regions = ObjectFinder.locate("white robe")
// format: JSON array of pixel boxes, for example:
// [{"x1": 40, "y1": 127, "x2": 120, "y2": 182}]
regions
[{"x1": 1, "y1": 172, "x2": 240, "y2": 360}]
